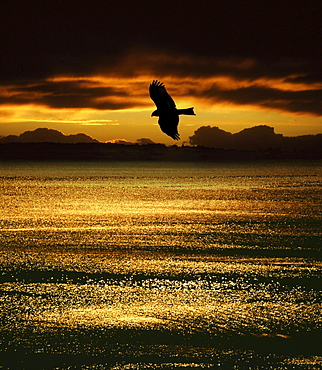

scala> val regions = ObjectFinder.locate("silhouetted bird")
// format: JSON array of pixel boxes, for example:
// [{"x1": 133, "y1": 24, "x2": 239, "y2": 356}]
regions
[{"x1": 149, "y1": 80, "x2": 195, "y2": 140}]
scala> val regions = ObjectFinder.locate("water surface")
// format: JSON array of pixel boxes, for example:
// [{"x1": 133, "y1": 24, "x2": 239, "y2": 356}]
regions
[{"x1": 1, "y1": 161, "x2": 321, "y2": 369}]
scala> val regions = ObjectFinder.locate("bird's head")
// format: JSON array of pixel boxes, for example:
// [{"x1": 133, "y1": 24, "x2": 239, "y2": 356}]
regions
[{"x1": 151, "y1": 110, "x2": 159, "y2": 117}]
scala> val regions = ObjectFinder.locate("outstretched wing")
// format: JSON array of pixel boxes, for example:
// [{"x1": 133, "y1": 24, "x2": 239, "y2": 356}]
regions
[
  {"x1": 158, "y1": 115, "x2": 180, "y2": 140},
  {"x1": 149, "y1": 80, "x2": 176, "y2": 111}
]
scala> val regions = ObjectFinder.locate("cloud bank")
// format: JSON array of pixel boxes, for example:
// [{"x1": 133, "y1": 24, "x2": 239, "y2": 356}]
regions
[{"x1": 1, "y1": 55, "x2": 321, "y2": 118}]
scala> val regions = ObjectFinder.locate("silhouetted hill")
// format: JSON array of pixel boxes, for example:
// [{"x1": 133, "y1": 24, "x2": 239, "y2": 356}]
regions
[
  {"x1": 189, "y1": 125, "x2": 322, "y2": 151},
  {"x1": 1, "y1": 126, "x2": 321, "y2": 161},
  {"x1": 233, "y1": 126, "x2": 283, "y2": 150},
  {"x1": 0, "y1": 128, "x2": 98, "y2": 143}
]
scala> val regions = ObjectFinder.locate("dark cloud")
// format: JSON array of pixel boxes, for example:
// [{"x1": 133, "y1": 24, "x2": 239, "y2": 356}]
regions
[
  {"x1": 127, "y1": 53, "x2": 321, "y2": 83},
  {"x1": 0, "y1": 1, "x2": 321, "y2": 118},
  {"x1": 1, "y1": 57, "x2": 321, "y2": 116},
  {"x1": 0, "y1": 80, "x2": 148, "y2": 110},
  {"x1": 197, "y1": 84, "x2": 322, "y2": 116},
  {"x1": 285, "y1": 73, "x2": 322, "y2": 84},
  {"x1": 1, "y1": 1, "x2": 321, "y2": 80}
]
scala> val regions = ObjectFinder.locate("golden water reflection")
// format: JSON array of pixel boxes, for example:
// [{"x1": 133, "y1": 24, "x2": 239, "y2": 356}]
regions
[{"x1": 1, "y1": 161, "x2": 321, "y2": 368}]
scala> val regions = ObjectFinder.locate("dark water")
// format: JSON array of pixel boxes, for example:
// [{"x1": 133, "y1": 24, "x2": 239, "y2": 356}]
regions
[{"x1": 1, "y1": 161, "x2": 321, "y2": 369}]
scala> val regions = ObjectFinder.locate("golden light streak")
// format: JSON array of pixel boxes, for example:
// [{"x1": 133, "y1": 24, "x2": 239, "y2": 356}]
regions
[
  {"x1": 22, "y1": 119, "x2": 119, "y2": 126},
  {"x1": 0, "y1": 105, "x2": 119, "y2": 125}
]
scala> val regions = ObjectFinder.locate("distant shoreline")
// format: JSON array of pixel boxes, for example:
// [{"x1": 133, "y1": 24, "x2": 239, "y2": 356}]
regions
[{"x1": 1, "y1": 142, "x2": 321, "y2": 161}]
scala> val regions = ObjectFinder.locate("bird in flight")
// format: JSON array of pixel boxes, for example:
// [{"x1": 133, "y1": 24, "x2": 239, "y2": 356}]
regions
[{"x1": 149, "y1": 80, "x2": 195, "y2": 140}]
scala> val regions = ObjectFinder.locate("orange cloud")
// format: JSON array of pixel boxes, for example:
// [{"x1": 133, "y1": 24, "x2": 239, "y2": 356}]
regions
[{"x1": 0, "y1": 51, "x2": 321, "y2": 137}]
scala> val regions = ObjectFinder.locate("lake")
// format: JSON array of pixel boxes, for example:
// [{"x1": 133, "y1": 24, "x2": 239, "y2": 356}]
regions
[{"x1": 1, "y1": 160, "x2": 321, "y2": 369}]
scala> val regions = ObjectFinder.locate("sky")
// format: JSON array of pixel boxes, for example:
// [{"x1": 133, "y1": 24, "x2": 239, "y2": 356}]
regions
[{"x1": 1, "y1": 0, "x2": 321, "y2": 144}]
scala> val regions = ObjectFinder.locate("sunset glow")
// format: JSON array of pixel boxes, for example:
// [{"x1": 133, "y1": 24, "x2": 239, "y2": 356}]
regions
[
  {"x1": 1, "y1": 69, "x2": 321, "y2": 143},
  {"x1": 1, "y1": 0, "x2": 321, "y2": 145}
]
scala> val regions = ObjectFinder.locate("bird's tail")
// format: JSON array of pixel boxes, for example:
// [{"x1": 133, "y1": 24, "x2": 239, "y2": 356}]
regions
[{"x1": 177, "y1": 107, "x2": 196, "y2": 115}]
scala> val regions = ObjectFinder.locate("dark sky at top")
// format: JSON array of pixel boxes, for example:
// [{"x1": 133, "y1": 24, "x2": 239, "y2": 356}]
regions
[{"x1": 1, "y1": 0, "x2": 321, "y2": 81}]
